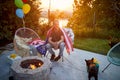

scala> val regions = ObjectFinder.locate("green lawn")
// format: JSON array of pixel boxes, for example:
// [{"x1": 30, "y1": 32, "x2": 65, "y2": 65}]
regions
[
  {"x1": 74, "y1": 37, "x2": 111, "y2": 55},
  {"x1": 0, "y1": 37, "x2": 111, "y2": 55}
]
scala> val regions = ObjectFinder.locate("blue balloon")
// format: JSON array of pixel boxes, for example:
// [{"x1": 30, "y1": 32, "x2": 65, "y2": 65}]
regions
[{"x1": 16, "y1": 9, "x2": 24, "y2": 18}]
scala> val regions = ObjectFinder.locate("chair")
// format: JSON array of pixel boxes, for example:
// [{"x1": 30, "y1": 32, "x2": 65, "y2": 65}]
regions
[
  {"x1": 102, "y1": 42, "x2": 120, "y2": 72},
  {"x1": 14, "y1": 27, "x2": 42, "y2": 57}
]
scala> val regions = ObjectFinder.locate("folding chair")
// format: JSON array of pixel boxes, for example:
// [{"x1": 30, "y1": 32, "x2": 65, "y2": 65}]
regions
[{"x1": 45, "y1": 28, "x2": 74, "y2": 62}]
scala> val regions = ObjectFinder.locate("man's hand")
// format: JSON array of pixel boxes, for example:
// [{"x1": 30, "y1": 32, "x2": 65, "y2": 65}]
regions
[{"x1": 53, "y1": 42, "x2": 59, "y2": 50}]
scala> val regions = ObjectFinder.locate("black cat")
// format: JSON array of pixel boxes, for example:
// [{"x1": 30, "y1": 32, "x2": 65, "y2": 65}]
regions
[{"x1": 85, "y1": 58, "x2": 99, "y2": 80}]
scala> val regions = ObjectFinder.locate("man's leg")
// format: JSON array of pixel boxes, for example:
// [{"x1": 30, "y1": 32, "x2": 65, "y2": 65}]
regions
[
  {"x1": 59, "y1": 42, "x2": 65, "y2": 56},
  {"x1": 54, "y1": 42, "x2": 65, "y2": 61},
  {"x1": 46, "y1": 43, "x2": 55, "y2": 60}
]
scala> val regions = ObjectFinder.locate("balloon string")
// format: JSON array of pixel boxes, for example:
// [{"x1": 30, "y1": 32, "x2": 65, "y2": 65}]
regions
[
  {"x1": 22, "y1": 18, "x2": 25, "y2": 32},
  {"x1": 22, "y1": 18, "x2": 25, "y2": 28}
]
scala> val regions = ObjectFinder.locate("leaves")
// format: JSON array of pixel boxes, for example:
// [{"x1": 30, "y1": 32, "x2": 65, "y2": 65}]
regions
[
  {"x1": 68, "y1": 0, "x2": 120, "y2": 38},
  {"x1": 0, "y1": 0, "x2": 42, "y2": 40}
]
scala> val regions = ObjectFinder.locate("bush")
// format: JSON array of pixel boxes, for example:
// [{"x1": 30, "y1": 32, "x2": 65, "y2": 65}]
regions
[
  {"x1": 108, "y1": 36, "x2": 120, "y2": 47},
  {"x1": 74, "y1": 27, "x2": 120, "y2": 39}
]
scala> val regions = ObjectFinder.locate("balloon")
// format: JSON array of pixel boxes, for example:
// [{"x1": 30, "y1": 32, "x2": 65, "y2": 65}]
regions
[
  {"x1": 22, "y1": 0, "x2": 27, "y2": 3},
  {"x1": 15, "y1": 0, "x2": 24, "y2": 8},
  {"x1": 16, "y1": 9, "x2": 24, "y2": 18},
  {"x1": 22, "y1": 4, "x2": 31, "y2": 14}
]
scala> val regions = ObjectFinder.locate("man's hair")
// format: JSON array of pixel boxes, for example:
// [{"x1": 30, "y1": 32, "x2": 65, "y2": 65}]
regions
[{"x1": 53, "y1": 19, "x2": 59, "y2": 25}]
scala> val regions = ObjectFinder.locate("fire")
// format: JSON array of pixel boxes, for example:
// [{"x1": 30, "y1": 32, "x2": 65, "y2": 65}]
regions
[
  {"x1": 39, "y1": 63, "x2": 41, "y2": 66},
  {"x1": 30, "y1": 64, "x2": 36, "y2": 70},
  {"x1": 29, "y1": 63, "x2": 41, "y2": 70}
]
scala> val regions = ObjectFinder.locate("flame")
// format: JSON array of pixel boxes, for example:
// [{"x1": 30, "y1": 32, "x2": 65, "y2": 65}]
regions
[
  {"x1": 30, "y1": 64, "x2": 36, "y2": 70},
  {"x1": 39, "y1": 63, "x2": 41, "y2": 66},
  {"x1": 29, "y1": 63, "x2": 41, "y2": 70}
]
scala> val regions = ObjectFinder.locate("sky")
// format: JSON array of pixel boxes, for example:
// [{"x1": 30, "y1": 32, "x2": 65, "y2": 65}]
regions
[{"x1": 41, "y1": 0, "x2": 74, "y2": 11}]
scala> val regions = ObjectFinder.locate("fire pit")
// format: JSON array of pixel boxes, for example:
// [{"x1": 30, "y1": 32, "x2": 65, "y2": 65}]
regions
[
  {"x1": 11, "y1": 56, "x2": 51, "y2": 80},
  {"x1": 20, "y1": 59, "x2": 43, "y2": 69}
]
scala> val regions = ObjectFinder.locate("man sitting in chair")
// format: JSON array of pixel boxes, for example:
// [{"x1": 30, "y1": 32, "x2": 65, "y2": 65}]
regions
[{"x1": 46, "y1": 20, "x2": 73, "y2": 61}]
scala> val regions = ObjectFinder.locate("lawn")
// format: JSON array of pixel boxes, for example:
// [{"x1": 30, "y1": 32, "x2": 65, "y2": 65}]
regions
[
  {"x1": 0, "y1": 37, "x2": 111, "y2": 55},
  {"x1": 74, "y1": 37, "x2": 111, "y2": 55}
]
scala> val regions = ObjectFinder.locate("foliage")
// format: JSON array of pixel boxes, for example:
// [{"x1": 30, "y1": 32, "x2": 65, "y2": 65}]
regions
[
  {"x1": 0, "y1": 0, "x2": 19, "y2": 40},
  {"x1": 108, "y1": 35, "x2": 120, "y2": 47},
  {"x1": 24, "y1": 0, "x2": 42, "y2": 27},
  {"x1": 0, "y1": 0, "x2": 42, "y2": 40},
  {"x1": 49, "y1": 10, "x2": 71, "y2": 22},
  {"x1": 68, "y1": 0, "x2": 120, "y2": 39}
]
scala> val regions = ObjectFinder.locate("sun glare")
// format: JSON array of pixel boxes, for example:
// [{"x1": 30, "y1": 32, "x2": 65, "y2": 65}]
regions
[
  {"x1": 41, "y1": 0, "x2": 74, "y2": 11},
  {"x1": 52, "y1": 0, "x2": 73, "y2": 11},
  {"x1": 59, "y1": 20, "x2": 68, "y2": 28}
]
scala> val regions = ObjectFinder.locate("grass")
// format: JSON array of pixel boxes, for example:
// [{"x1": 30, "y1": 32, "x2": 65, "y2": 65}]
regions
[
  {"x1": 0, "y1": 36, "x2": 112, "y2": 56},
  {"x1": 74, "y1": 37, "x2": 111, "y2": 55}
]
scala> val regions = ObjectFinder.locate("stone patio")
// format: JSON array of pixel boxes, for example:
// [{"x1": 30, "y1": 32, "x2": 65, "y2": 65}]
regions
[{"x1": 0, "y1": 48, "x2": 120, "y2": 80}]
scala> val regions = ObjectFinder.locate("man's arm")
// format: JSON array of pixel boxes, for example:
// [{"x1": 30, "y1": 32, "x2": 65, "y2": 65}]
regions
[
  {"x1": 57, "y1": 36, "x2": 64, "y2": 44},
  {"x1": 48, "y1": 37, "x2": 54, "y2": 45}
]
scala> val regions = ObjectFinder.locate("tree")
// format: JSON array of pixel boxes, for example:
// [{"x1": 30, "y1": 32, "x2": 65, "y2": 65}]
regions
[
  {"x1": 68, "y1": 0, "x2": 120, "y2": 38},
  {"x1": 68, "y1": 0, "x2": 94, "y2": 36},
  {"x1": 92, "y1": 0, "x2": 120, "y2": 29},
  {"x1": 0, "y1": 0, "x2": 18, "y2": 40},
  {"x1": 0, "y1": 0, "x2": 42, "y2": 40}
]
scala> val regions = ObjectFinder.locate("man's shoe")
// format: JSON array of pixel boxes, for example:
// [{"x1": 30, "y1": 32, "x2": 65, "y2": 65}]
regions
[
  {"x1": 50, "y1": 54, "x2": 55, "y2": 61},
  {"x1": 54, "y1": 55, "x2": 61, "y2": 61}
]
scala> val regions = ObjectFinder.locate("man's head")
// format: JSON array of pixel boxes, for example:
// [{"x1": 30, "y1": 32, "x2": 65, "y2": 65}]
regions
[{"x1": 53, "y1": 20, "x2": 59, "y2": 27}]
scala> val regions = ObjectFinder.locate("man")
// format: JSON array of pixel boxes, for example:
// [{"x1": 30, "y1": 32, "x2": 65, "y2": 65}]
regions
[{"x1": 46, "y1": 20, "x2": 65, "y2": 61}]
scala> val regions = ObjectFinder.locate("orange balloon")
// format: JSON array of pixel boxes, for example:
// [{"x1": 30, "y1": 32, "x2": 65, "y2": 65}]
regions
[{"x1": 22, "y1": 4, "x2": 31, "y2": 14}]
